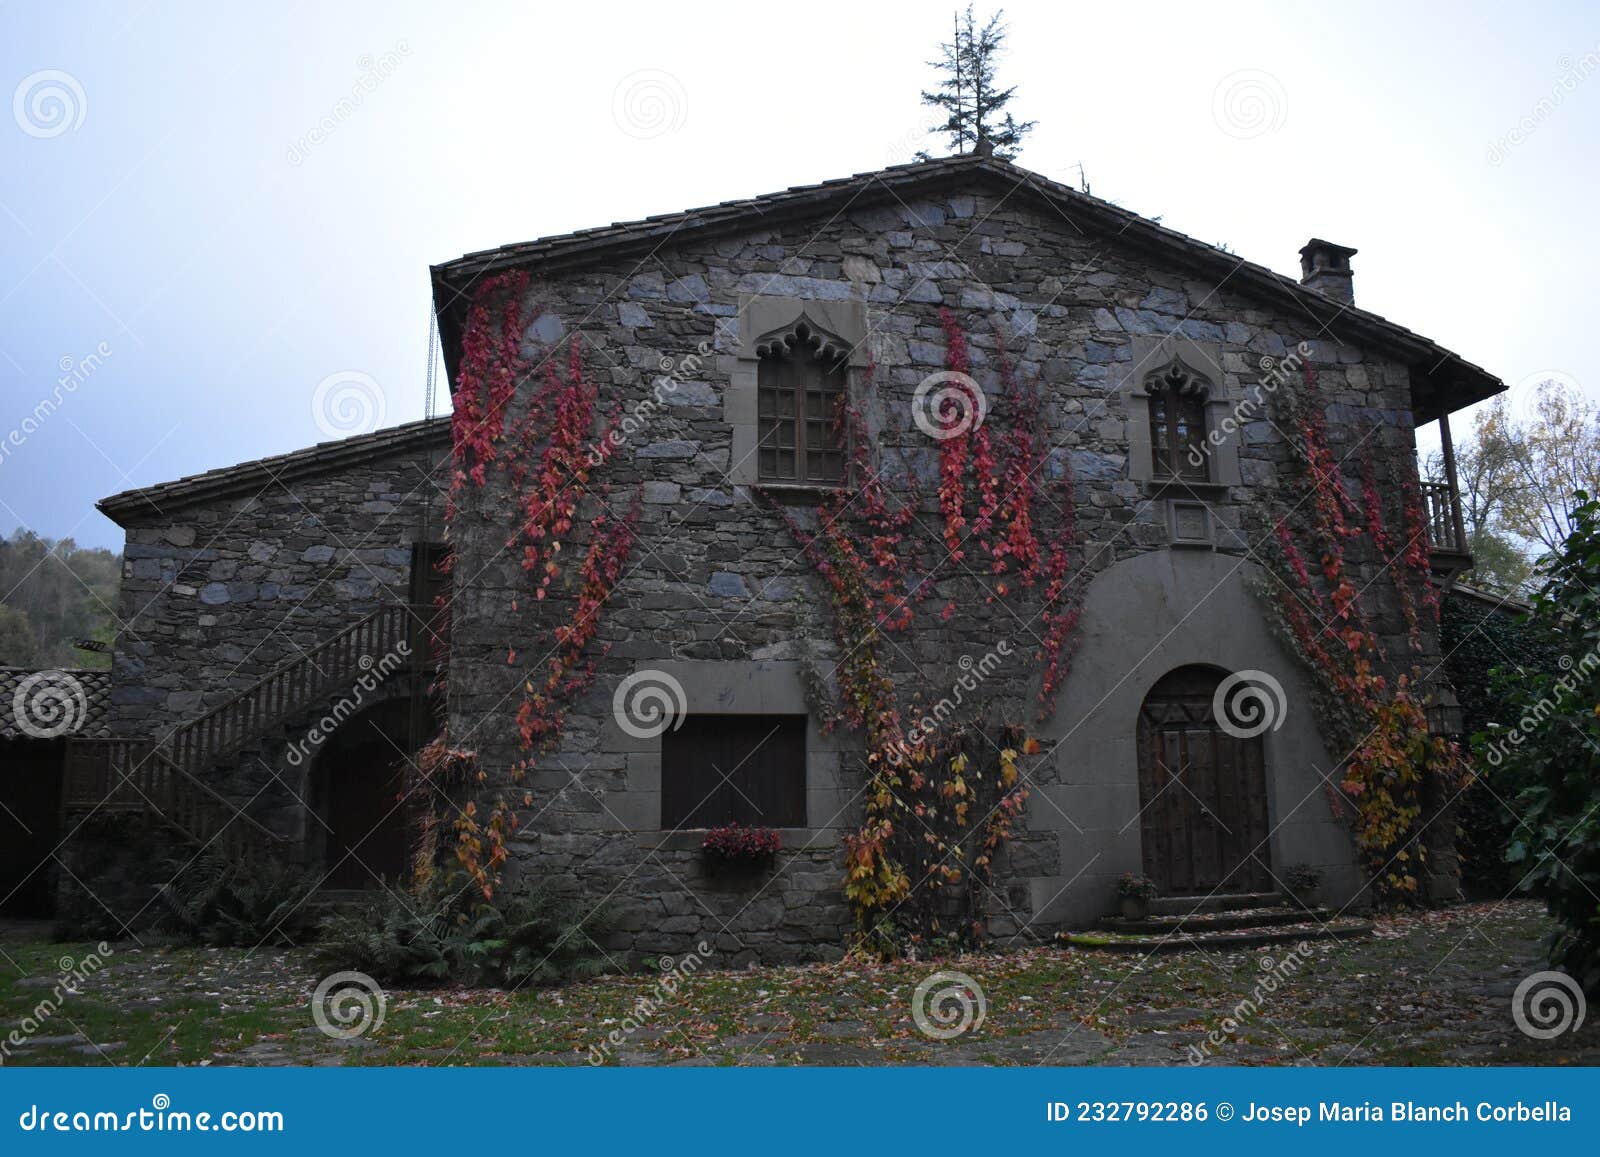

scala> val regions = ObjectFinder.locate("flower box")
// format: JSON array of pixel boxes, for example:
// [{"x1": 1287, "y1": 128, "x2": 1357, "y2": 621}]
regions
[{"x1": 700, "y1": 823, "x2": 782, "y2": 871}]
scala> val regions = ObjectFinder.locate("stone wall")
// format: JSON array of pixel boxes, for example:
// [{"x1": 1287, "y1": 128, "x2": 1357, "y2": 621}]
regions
[
  {"x1": 108, "y1": 433, "x2": 449, "y2": 739},
  {"x1": 100, "y1": 427, "x2": 451, "y2": 852},
  {"x1": 441, "y1": 172, "x2": 1447, "y2": 961}
]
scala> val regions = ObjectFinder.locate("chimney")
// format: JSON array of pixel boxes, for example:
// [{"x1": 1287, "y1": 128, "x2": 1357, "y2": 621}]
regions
[{"x1": 1298, "y1": 238, "x2": 1357, "y2": 304}]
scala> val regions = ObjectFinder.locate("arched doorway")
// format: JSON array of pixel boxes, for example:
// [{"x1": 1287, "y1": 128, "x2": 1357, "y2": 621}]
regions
[
  {"x1": 307, "y1": 698, "x2": 414, "y2": 889},
  {"x1": 1136, "y1": 666, "x2": 1272, "y2": 895}
]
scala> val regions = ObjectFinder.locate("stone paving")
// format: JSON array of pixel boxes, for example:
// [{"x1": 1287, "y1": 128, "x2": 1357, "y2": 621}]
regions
[{"x1": 2, "y1": 901, "x2": 1595, "y2": 1067}]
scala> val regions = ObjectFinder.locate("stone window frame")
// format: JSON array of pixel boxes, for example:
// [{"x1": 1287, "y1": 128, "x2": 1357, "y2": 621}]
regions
[
  {"x1": 604, "y1": 660, "x2": 853, "y2": 848},
  {"x1": 725, "y1": 296, "x2": 869, "y2": 493},
  {"x1": 1117, "y1": 333, "x2": 1242, "y2": 491}
]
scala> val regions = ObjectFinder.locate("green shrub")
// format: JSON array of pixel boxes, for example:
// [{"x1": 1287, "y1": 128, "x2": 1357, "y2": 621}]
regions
[
  {"x1": 156, "y1": 847, "x2": 323, "y2": 947},
  {"x1": 1441, "y1": 589, "x2": 1559, "y2": 897},
  {"x1": 316, "y1": 875, "x2": 614, "y2": 987},
  {"x1": 1488, "y1": 493, "x2": 1600, "y2": 993}
]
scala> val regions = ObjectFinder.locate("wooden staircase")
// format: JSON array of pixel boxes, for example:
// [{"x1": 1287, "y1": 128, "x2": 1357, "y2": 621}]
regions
[{"x1": 63, "y1": 602, "x2": 436, "y2": 857}]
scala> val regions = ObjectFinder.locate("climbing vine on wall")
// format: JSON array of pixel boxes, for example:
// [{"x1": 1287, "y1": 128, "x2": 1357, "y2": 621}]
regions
[
  {"x1": 770, "y1": 312, "x2": 1081, "y2": 953},
  {"x1": 433, "y1": 273, "x2": 639, "y2": 897},
  {"x1": 1260, "y1": 362, "x2": 1464, "y2": 903}
]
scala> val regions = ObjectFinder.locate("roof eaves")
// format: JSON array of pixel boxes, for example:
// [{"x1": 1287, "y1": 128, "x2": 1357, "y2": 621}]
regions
[{"x1": 98, "y1": 417, "x2": 451, "y2": 525}]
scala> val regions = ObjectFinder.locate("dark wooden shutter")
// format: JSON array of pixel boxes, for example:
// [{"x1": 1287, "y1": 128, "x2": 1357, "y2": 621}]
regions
[{"x1": 661, "y1": 715, "x2": 806, "y2": 828}]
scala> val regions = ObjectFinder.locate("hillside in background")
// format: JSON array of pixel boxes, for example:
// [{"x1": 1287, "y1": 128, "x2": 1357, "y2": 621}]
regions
[{"x1": 0, "y1": 531, "x2": 120, "y2": 669}]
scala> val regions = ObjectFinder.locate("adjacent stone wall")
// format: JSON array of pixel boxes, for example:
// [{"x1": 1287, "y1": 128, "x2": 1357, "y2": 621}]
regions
[
  {"x1": 108, "y1": 435, "x2": 449, "y2": 740},
  {"x1": 443, "y1": 173, "x2": 1446, "y2": 961}
]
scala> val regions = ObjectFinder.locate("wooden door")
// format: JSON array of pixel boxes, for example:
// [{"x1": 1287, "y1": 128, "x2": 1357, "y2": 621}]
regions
[{"x1": 1136, "y1": 667, "x2": 1271, "y2": 895}]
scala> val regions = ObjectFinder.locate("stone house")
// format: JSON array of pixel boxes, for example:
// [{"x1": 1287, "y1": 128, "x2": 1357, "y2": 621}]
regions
[{"x1": 34, "y1": 154, "x2": 1499, "y2": 959}]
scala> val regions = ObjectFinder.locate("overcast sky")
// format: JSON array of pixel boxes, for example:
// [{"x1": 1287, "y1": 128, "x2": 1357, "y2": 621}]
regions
[{"x1": 2, "y1": 0, "x2": 1596, "y2": 550}]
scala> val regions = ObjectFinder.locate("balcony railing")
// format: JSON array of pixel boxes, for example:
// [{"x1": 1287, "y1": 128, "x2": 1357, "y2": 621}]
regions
[{"x1": 1420, "y1": 480, "x2": 1467, "y2": 557}]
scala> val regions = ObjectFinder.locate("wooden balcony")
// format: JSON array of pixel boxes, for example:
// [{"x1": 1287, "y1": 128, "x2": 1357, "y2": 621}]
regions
[
  {"x1": 1421, "y1": 409, "x2": 1473, "y2": 587},
  {"x1": 1419, "y1": 479, "x2": 1472, "y2": 580}
]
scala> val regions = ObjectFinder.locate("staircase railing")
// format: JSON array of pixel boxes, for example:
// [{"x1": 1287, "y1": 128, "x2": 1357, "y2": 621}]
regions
[
  {"x1": 63, "y1": 737, "x2": 284, "y2": 858},
  {"x1": 63, "y1": 602, "x2": 433, "y2": 854},
  {"x1": 164, "y1": 602, "x2": 416, "y2": 777}
]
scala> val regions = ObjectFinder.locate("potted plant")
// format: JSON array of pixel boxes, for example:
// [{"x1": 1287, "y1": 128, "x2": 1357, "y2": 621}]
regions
[
  {"x1": 1283, "y1": 863, "x2": 1323, "y2": 909},
  {"x1": 700, "y1": 823, "x2": 782, "y2": 874},
  {"x1": 1116, "y1": 872, "x2": 1158, "y2": 919}
]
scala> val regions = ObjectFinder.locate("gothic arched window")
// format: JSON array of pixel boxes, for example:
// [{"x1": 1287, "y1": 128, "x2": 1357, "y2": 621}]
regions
[
  {"x1": 1146, "y1": 355, "x2": 1212, "y2": 481},
  {"x1": 756, "y1": 320, "x2": 846, "y2": 484}
]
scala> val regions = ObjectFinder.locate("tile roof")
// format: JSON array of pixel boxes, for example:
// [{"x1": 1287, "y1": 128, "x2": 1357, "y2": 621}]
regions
[
  {"x1": 97, "y1": 416, "x2": 451, "y2": 525},
  {"x1": 430, "y1": 152, "x2": 1501, "y2": 419},
  {"x1": 0, "y1": 666, "x2": 113, "y2": 741}
]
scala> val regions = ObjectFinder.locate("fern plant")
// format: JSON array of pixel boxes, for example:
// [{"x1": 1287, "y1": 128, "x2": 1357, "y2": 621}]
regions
[
  {"x1": 156, "y1": 848, "x2": 322, "y2": 947},
  {"x1": 316, "y1": 874, "x2": 614, "y2": 987}
]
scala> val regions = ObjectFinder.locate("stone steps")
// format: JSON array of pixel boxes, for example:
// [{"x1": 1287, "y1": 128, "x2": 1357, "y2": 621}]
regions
[
  {"x1": 1059, "y1": 916, "x2": 1372, "y2": 954},
  {"x1": 1099, "y1": 904, "x2": 1331, "y2": 934},
  {"x1": 1061, "y1": 889, "x2": 1370, "y2": 953},
  {"x1": 1146, "y1": 891, "x2": 1284, "y2": 916}
]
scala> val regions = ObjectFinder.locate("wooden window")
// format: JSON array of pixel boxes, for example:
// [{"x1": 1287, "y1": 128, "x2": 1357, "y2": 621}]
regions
[
  {"x1": 757, "y1": 333, "x2": 845, "y2": 484},
  {"x1": 1146, "y1": 358, "x2": 1211, "y2": 481},
  {"x1": 661, "y1": 714, "x2": 807, "y2": 829}
]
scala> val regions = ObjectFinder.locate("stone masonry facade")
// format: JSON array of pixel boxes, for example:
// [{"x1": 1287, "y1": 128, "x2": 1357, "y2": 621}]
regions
[
  {"x1": 100, "y1": 421, "x2": 450, "y2": 831},
  {"x1": 433, "y1": 161, "x2": 1478, "y2": 964},
  {"x1": 80, "y1": 159, "x2": 1493, "y2": 961}
]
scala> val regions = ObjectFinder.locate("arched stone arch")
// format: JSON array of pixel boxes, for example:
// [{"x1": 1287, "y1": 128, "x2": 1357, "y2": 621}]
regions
[
  {"x1": 753, "y1": 314, "x2": 852, "y2": 365},
  {"x1": 1026, "y1": 548, "x2": 1360, "y2": 926}
]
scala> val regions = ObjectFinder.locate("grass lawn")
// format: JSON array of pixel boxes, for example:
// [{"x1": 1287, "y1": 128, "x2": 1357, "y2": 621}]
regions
[{"x1": 1, "y1": 900, "x2": 1594, "y2": 1067}]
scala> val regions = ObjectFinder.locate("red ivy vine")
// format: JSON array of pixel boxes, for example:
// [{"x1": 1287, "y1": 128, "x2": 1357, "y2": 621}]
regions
[
  {"x1": 437, "y1": 275, "x2": 639, "y2": 897},
  {"x1": 1263, "y1": 363, "x2": 1464, "y2": 902},
  {"x1": 770, "y1": 316, "x2": 1081, "y2": 952}
]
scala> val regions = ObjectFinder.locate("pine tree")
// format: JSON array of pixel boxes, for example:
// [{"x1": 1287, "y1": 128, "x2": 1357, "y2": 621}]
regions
[{"x1": 918, "y1": 5, "x2": 1036, "y2": 160}]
